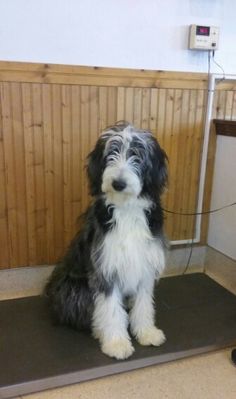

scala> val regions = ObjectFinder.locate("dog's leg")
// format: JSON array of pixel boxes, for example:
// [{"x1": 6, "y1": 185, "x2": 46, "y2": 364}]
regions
[
  {"x1": 92, "y1": 287, "x2": 134, "y2": 360},
  {"x1": 129, "y1": 281, "x2": 166, "y2": 346}
]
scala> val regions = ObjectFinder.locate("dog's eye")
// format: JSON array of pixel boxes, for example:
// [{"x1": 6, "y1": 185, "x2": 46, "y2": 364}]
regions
[
  {"x1": 128, "y1": 149, "x2": 134, "y2": 157},
  {"x1": 127, "y1": 148, "x2": 143, "y2": 161},
  {"x1": 108, "y1": 144, "x2": 121, "y2": 155},
  {"x1": 105, "y1": 148, "x2": 120, "y2": 163},
  {"x1": 127, "y1": 149, "x2": 137, "y2": 158},
  {"x1": 108, "y1": 149, "x2": 119, "y2": 157}
]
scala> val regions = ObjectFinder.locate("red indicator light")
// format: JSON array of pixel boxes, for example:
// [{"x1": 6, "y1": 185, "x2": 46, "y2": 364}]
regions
[{"x1": 196, "y1": 26, "x2": 210, "y2": 36}]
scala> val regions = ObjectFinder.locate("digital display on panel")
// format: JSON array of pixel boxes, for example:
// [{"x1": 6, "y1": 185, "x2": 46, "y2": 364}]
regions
[{"x1": 196, "y1": 26, "x2": 210, "y2": 36}]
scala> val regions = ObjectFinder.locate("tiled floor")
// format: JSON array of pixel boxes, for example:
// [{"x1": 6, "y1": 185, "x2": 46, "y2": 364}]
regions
[{"x1": 13, "y1": 348, "x2": 235, "y2": 399}]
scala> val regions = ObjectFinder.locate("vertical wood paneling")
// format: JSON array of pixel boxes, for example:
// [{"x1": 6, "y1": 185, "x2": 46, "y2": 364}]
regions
[
  {"x1": 61, "y1": 85, "x2": 72, "y2": 248},
  {"x1": 42, "y1": 84, "x2": 54, "y2": 263},
  {"x1": 168, "y1": 89, "x2": 182, "y2": 240},
  {"x1": 141, "y1": 88, "x2": 151, "y2": 130},
  {"x1": 32, "y1": 83, "x2": 46, "y2": 264},
  {"x1": 185, "y1": 90, "x2": 198, "y2": 239},
  {"x1": 215, "y1": 91, "x2": 226, "y2": 119},
  {"x1": 98, "y1": 87, "x2": 108, "y2": 131},
  {"x1": 1, "y1": 72, "x2": 232, "y2": 269},
  {"x1": 0, "y1": 84, "x2": 10, "y2": 267},
  {"x1": 71, "y1": 85, "x2": 82, "y2": 236},
  {"x1": 133, "y1": 88, "x2": 142, "y2": 128},
  {"x1": 125, "y1": 88, "x2": 134, "y2": 123},
  {"x1": 11, "y1": 83, "x2": 28, "y2": 265},
  {"x1": 89, "y1": 88, "x2": 99, "y2": 145},
  {"x1": 21, "y1": 83, "x2": 37, "y2": 265},
  {"x1": 156, "y1": 89, "x2": 166, "y2": 146},
  {"x1": 117, "y1": 87, "x2": 125, "y2": 121},
  {"x1": 225, "y1": 91, "x2": 233, "y2": 119},
  {"x1": 162, "y1": 89, "x2": 174, "y2": 235},
  {"x1": 232, "y1": 91, "x2": 236, "y2": 117},
  {"x1": 212, "y1": 89, "x2": 236, "y2": 121},
  {"x1": 80, "y1": 86, "x2": 91, "y2": 214},
  {"x1": 149, "y1": 88, "x2": 159, "y2": 133},
  {"x1": 107, "y1": 87, "x2": 117, "y2": 127},
  {"x1": 51, "y1": 85, "x2": 64, "y2": 261},
  {"x1": 174, "y1": 90, "x2": 190, "y2": 239},
  {"x1": 1, "y1": 82, "x2": 19, "y2": 266}
]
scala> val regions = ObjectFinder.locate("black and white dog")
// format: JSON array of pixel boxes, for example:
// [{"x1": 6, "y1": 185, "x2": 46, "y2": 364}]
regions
[{"x1": 45, "y1": 122, "x2": 168, "y2": 360}]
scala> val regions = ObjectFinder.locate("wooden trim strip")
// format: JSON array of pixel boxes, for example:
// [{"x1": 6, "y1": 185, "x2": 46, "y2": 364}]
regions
[
  {"x1": 0, "y1": 60, "x2": 208, "y2": 89},
  {"x1": 216, "y1": 80, "x2": 236, "y2": 91},
  {"x1": 0, "y1": 60, "x2": 207, "y2": 79}
]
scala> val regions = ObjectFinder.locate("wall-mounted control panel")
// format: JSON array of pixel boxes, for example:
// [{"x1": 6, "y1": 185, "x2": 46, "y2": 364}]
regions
[{"x1": 189, "y1": 25, "x2": 219, "y2": 50}]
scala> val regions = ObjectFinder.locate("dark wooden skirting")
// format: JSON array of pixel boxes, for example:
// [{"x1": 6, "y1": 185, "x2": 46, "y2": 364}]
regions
[{"x1": 213, "y1": 119, "x2": 236, "y2": 137}]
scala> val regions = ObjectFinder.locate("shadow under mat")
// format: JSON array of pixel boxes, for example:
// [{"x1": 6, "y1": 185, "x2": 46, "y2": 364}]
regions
[{"x1": 1, "y1": 273, "x2": 236, "y2": 398}]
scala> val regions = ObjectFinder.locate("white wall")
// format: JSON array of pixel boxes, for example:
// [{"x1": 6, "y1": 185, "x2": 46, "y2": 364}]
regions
[
  {"x1": 0, "y1": 0, "x2": 235, "y2": 74},
  {"x1": 1, "y1": 0, "x2": 236, "y2": 254},
  {"x1": 208, "y1": 135, "x2": 236, "y2": 260}
]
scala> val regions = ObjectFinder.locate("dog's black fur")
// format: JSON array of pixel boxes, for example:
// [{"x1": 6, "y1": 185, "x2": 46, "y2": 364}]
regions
[{"x1": 45, "y1": 122, "x2": 168, "y2": 332}]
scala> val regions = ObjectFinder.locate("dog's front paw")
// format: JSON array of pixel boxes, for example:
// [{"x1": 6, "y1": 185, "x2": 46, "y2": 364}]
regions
[
  {"x1": 137, "y1": 326, "x2": 166, "y2": 346},
  {"x1": 101, "y1": 338, "x2": 135, "y2": 360}
]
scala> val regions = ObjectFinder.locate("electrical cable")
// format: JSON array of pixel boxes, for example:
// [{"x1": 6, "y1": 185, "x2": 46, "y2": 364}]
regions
[
  {"x1": 162, "y1": 201, "x2": 236, "y2": 274},
  {"x1": 162, "y1": 201, "x2": 236, "y2": 216},
  {"x1": 182, "y1": 234, "x2": 194, "y2": 275},
  {"x1": 207, "y1": 50, "x2": 225, "y2": 91},
  {"x1": 212, "y1": 50, "x2": 226, "y2": 81}
]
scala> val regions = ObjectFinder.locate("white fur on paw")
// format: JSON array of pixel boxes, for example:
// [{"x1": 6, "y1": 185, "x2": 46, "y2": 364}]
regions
[
  {"x1": 101, "y1": 338, "x2": 135, "y2": 360},
  {"x1": 137, "y1": 327, "x2": 166, "y2": 346}
]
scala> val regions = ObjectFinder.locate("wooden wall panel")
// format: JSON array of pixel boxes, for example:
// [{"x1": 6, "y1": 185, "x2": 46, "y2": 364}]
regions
[
  {"x1": 213, "y1": 87, "x2": 236, "y2": 120},
  {"x1": 0, "y1": 84, "x2": 10, "y2": 267},
  {"x1": 0, "y1": 61, "x2": 226, "y2": 269}
]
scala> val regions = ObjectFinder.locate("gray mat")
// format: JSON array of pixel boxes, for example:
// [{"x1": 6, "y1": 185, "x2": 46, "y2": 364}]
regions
[{"x1": 1, "y1": 273, "x2": 236, "y2": 398}]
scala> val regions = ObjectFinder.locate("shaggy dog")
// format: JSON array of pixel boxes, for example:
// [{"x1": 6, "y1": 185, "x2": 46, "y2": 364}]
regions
[{"x1": 45, "y1": 122, "x2": 168, "y2": 360}]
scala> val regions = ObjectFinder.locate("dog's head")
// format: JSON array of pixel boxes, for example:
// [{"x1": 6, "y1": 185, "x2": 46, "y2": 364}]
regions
[{"x1": 87, "y1": 122, "x2": 168, "y2": 203}]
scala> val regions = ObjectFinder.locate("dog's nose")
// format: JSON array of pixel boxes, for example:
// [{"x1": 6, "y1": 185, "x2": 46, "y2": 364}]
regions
[{"x1": 112, "y1": 179, "x2": 127, "y2": 191}]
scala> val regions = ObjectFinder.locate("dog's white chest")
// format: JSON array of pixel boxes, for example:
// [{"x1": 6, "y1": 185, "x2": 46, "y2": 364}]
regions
[{"x1": 100, "y1": 200, "x2": 165, "y2": 294}]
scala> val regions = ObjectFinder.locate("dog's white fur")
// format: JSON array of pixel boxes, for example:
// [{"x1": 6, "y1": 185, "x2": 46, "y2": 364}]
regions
[
  {"x1": 46, "y1": 123, "x2": 167, "y2": 360},
  {"x1": 92, "y1": 196, "x2": 166, "y2": 359}
]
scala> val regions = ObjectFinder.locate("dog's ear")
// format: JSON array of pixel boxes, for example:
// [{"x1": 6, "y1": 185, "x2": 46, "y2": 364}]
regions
[
  {"x1": 87, "y1": 137, "x2": 106, "y2": 196},
  {"x1": 144, "y1": 137, "x2": 168, "y2": 196}
]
